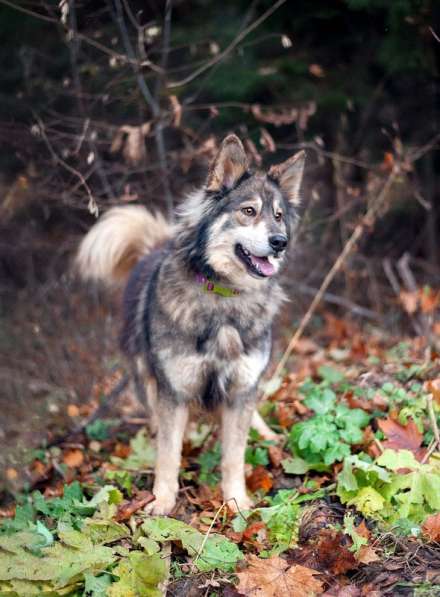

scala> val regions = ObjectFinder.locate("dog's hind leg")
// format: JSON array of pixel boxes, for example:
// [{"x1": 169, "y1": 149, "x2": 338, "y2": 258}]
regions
[
  {"x1": 251, "y1": 410, "x2": 279, "y2": 442},
  {"x1": 148, "y1": 400, "x2": 188, "y2": 515},
  {"x1": 128, "y1": 358, "x2": 159, "y2": 435},
  {"x1": 221, "y1": 401, "x2": 254, "y2": 512}
]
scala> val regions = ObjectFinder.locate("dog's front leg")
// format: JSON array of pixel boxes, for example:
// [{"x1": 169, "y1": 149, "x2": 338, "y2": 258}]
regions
[
  {"x1": 221, "y1": 401, "x2": 254, "y2": 512},
  {"x1": 149, "y1": 400, "x2": 188, "y2": 515}
]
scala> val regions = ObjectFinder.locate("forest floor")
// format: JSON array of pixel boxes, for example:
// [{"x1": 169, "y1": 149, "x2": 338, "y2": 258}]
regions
[{"x1": 1, "y1": 309, "x2": 440, "y2": 596}]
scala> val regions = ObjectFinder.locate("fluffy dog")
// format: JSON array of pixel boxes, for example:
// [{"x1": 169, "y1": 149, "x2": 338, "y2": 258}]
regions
[{"x1": 77, "y1": 135, "x2": 305, "y2": 514}]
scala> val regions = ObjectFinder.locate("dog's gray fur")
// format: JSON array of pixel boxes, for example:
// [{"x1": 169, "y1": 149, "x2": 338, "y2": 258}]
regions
[{"x1": 77, "y1": 135, "x2": 305, "y2": 514}]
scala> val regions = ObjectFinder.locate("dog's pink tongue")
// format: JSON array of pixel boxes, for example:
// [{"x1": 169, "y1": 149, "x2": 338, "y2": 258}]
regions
[{"x1": 250, "y1": 255, "x2": 275, "y2": 276}]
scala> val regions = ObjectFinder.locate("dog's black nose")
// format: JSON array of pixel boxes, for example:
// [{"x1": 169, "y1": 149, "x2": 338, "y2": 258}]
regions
[{"x1": 269, "y1": 234, "x2": 287, "y2": 251}]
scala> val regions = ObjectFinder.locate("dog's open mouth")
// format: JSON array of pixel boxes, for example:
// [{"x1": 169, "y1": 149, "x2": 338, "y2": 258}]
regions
[{"x1": 235, "y1": 244, "x2": 276, "y2": 278}]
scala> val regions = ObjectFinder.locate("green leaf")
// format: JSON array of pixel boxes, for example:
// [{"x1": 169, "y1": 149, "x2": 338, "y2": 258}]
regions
[
  {"x1": 343, "y1": 513, "x2": 368, "y2": 554},
  {"x1": 377, "y1": 449, "x2": 422, "y2": 471},
  {"x1": 107, "y1": 552, "x2": 167, "y2": 597},
  {"x1": 85, "y1": 418, "x2": 118, "y2": 441},
  {"x1": 141, "y1": 517, "x2": 243, "y2": 572},
  {"x1": 303, "y1": 387, "x2": 336, "y2": 414},
  {"x1": 0, "y1": 530, "x2": 115, "y2": 589},
  {"x1": 245, "y1": 446, "x2": 269, "y2": 467},
  {"x1": 281, "y1": 457, "x2": 328, "y2": 474},
  {"x1": 318, "y1": 365, "x2": 344, "y2": 384},
  {"x1": 82, "y1": 518, "x2": 129, "y2": 545},
  {"x1": 83, "y1": 571, "x2": 112, "y2": 596},
  {"x1": 111, "y1": 429, "x2": 155, "y2": 471},
  {"x1": 347, "y1": 486, "x2": 386, "y2": 518}
]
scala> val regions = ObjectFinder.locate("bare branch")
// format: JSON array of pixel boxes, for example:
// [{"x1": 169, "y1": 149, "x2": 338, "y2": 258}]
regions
[{"x1": 167, "y1": 0, "x2": 287, "y2": 88}]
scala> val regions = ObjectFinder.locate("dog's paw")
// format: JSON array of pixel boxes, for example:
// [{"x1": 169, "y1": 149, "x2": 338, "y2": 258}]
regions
[{"x1": 145, "y1": 490, "x2": 177, "y2": 516}]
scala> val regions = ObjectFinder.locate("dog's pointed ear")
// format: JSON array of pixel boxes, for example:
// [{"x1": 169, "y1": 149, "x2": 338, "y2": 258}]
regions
[
  {"x1": 268, "y1": 150, "x2": 305, "y2": 205},
  {"x1": 206, "y1": 134, "x2": 248, "y2": 193}
]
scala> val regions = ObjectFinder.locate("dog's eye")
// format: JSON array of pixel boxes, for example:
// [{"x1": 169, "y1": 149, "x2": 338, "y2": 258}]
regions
[
  {"x1": 274, "y1": 212, "x2": 282, "y2": 221},
  {"x1": 242, "y1": 207, "x2": 256, "y2": 217}
]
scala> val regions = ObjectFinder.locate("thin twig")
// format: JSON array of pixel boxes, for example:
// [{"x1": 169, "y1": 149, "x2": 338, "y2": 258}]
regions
[
  {"x1": 191, "y1": 501, "x2": 227, "y2": 573},
  {"x1": 167, "y1": 0, "x2": 287, "y2": 88},
  {"x1": 429, "y1": 26, "x2": 440, "y2": 43},
  {"x1": 113, "y1": 0, "x2": 174, "y2": 219},
  {"x1": 35, "y1": 116, "x2": 98, "y2": 216},
  {"x1": 296, "y1": 283, "x2": 379, "y2": 320},
  {"x1": 0, "y1": 0, "x2": 162, "y2": 72}
]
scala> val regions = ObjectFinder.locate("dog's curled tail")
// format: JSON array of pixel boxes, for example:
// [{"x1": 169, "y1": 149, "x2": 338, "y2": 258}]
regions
[{"x1": 76, "y1": 205, "x2": 170, "y2": 285}]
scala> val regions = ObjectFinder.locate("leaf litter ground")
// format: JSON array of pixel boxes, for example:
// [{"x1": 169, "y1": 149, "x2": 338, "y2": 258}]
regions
[{"x1": 1, "y1": 315, "x2": 440, "y2": 596}]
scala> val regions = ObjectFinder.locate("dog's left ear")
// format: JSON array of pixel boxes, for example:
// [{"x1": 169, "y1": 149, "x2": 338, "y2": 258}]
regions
[
  {"x1": 206, "y1": 134, "x2": 248, "y2": 193},
  {"x1": 268, "y1": 150, "x2": 305, "y2": 205}
]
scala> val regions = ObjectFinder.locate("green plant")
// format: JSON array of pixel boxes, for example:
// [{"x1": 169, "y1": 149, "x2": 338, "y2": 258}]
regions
[{"x1": 287, "y1": 376, "x2": 370, "y2": 466}]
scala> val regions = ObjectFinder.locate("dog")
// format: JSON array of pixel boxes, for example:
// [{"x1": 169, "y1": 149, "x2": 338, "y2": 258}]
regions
[{"x1": 76, "y1": 134, "x2": 305, "y2": 514}]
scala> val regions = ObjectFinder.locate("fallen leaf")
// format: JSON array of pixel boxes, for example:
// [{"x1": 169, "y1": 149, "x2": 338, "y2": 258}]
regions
[
  {"x1": 309, "y1": 64, "x2": 325, "y2": 78},
  {"x1": 419, "y1": 287, "x2": 440, "y2": 314},
  {"x1": 6, "y1": 468, "x2": 18, "y2": 480},
  {"x1": 426, "y1": 379, "x2": 440, "y2": 405},
  {"x1": 260, "y1": 128, "x2": 276, "y2": 153},
  {"x1": 422, "y1": 512, "x2": 440, "y2": 542},
  {"x1": 236, "y1": 554, "x2": 323, "y2": 596},
  {"x1": 169, "y1": 94, "x2": 182, "y2": 128},
  {"x1": 293, "y1": 338, "x2": 319, "y2": 355},
  {"x1": 62, "y1": 449, "x2": 84, "y2": 468},
  {"x1": 399, "y1": 290, "x2": 419, "y2": 314},
  {"x1": 115, "y1": 491, "x2": 155, "y2": 522},
  {"x1": 322, "y1": 584, "x2": 361, "y2": 597},
  {"x1": 356, "y1": 544, "x2": 379, "y2": 564},
  {"x1": 67, "y1": 404, "x2": 80, "y2": 417},
  {"x1": 293, "y1": 529, "x2": 359, "y2": 575},
  {"x1": 243, "y1": 521, "x2": 266, "y2": 542},
  {"x1": 378, "y1": 417, "x2": 425, "y2": 460},
  {"x1": 268, "y1": 445, "x2": 284, "y2": 468},
  {"x1": 246, "y1": 466, "x2": 273, "y2": 494}
]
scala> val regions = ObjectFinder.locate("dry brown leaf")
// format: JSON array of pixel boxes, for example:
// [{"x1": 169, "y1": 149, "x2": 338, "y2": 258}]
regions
[
  {"x1": 419, "y1": 287, "x2": 440, "y2": 314},
  {"x1": 251, "y1": 104, "x2": 299, "y2": 127},
  {"x1": 422, "y1": 512, "x2": 440, "y2": 542},
  {"x1": 399, "y1": 290, "x2": 419, "y2": 314},
  {"x1": 62, "y1": 448, "x2": 84, "y2": 468},
  {"x1": 426, "y1": 379, "x2": 440, "y2": 404},
  {"x1": 110, "y1": 123, "x2": 151, "y2": 165},
  {"x1": 293, "y1": 337, "x2": 319, "y2": 355},
  {"x1": 5, "y1": 468, "x2": 18, "y2": 480},
  {"x1": 67, "y1": 404, "x2": 80, "y2": 417},
  {"x1": 169, "y1": 94, "x2": 182, "y2": 128},
  {"x1": 246, "y1": 465, "x2": 273, "y2": 494},
  {"x1": 236, "y1": 554, "x2": 323, "y2": 597},
  {"x1": 259, "y1": 128, "x2": 276, "y2": 153},
  {"x1": 309, "y1": 64, "x2": 325, "y2": 78},
  {"x1": 268, "y1": 445, "x2": 284, "y2": 468},
  {"x1": 378, "y1": 417, "x2": 425, "y2": 460},
  {"x1": 115, "y1": 490, "x2": 155, "y2": 521},
  {"x1": 356, "y1": 545, "x2": 380, "y2": 564},
  {"x1": 322, "y1": 584, "x2": 361, "y2": 597}
]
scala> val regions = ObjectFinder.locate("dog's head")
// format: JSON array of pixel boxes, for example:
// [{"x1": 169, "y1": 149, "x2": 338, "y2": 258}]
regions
[{"x1": 180, "y1": 135, "x2": 305, "y2": 289}]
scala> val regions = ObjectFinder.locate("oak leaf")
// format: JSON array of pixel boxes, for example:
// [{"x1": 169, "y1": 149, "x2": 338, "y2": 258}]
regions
[
  {"x1": 236, "y1": 554, "x2": 323, "y2": 596},
  {"x1": 422, "y1": 512, "x2": 440, "y2": 542}
]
